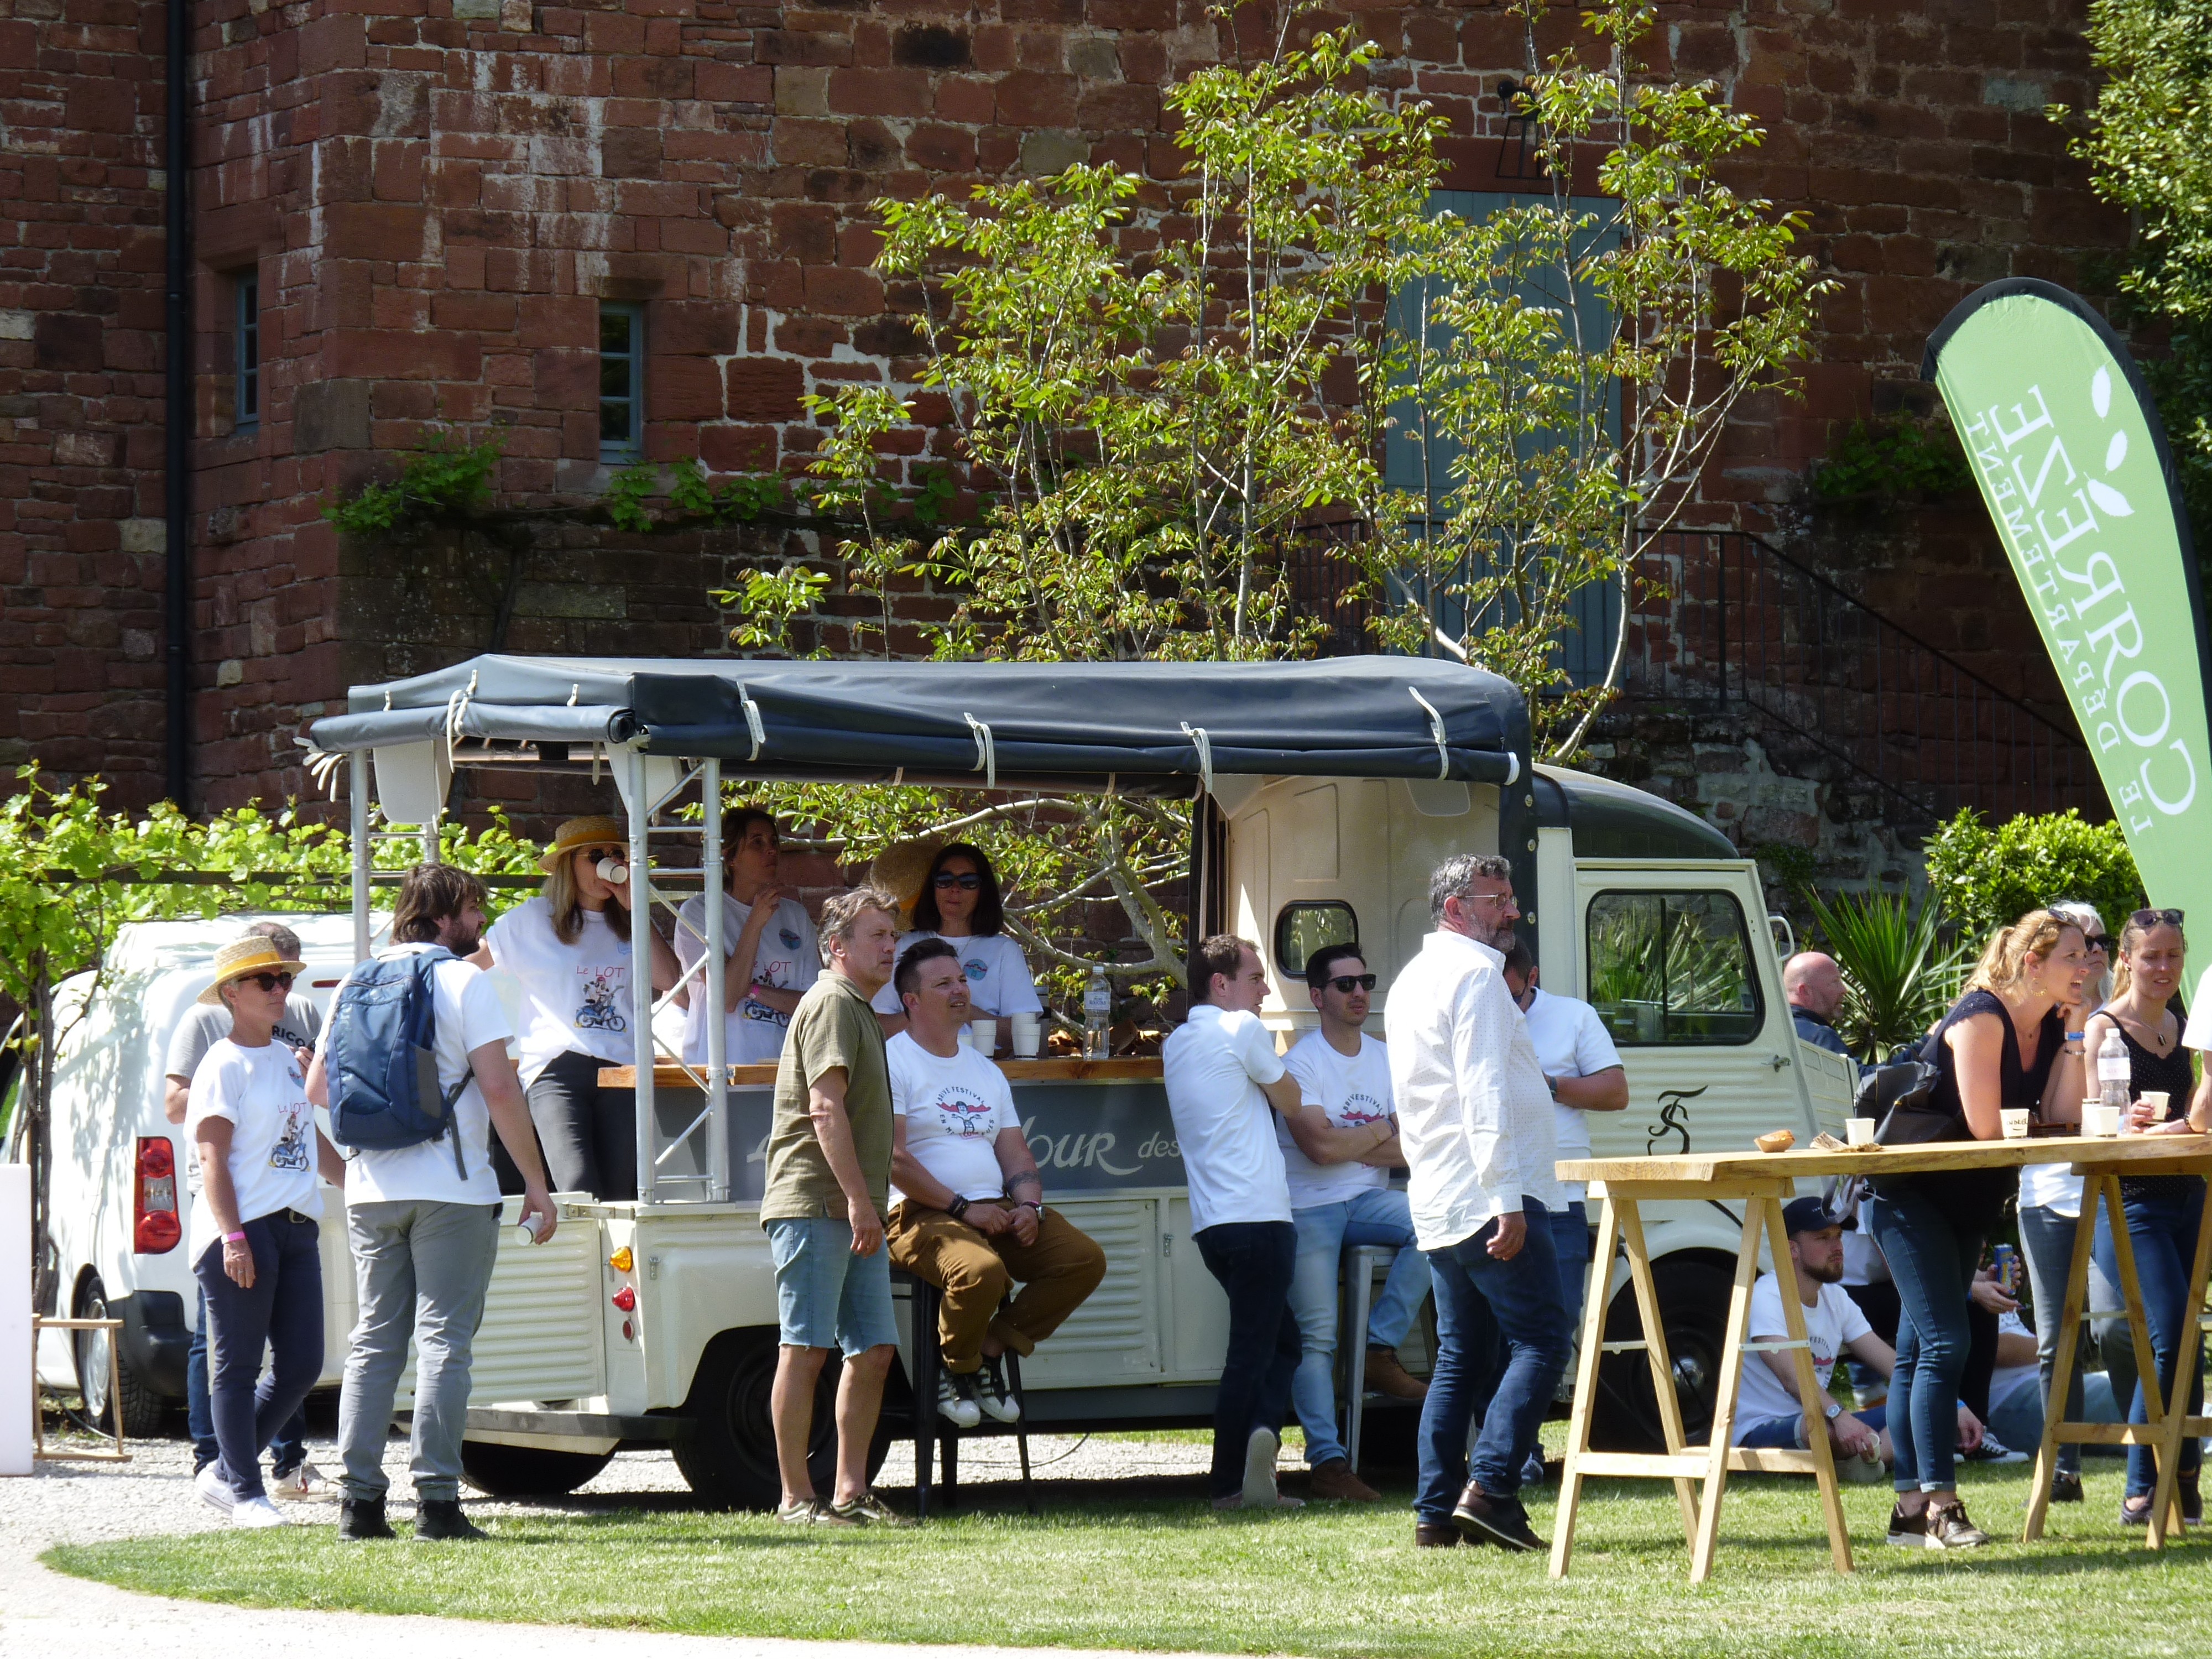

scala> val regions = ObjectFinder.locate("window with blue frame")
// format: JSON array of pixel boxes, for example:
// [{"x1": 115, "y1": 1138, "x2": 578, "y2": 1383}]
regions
[{"x1": 599, "y1": 302, "x2": 643, "y2": 461}]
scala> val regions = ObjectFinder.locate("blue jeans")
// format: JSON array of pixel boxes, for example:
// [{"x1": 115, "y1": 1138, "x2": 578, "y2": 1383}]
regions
[
  {"x1": 1551, "y1": 1201, "x2": 1592, "y2": 1333},
  {"x1": 1738, "y1": 1403, "x2": 1885, "y2": 1450},
  {"x1": 766, "y1": 1215, "x2": 898, "y2": 1356},
  {"x1": 1287, "y1": 1188, "x2": 1432, "y2": 1467},
  {"x1": 1416, "y1": 1201, "x2": 1570, "y2": 1523},
  {"x1": 188, "y1": 1286, "x2": 307, "y2": 1477},
  {"x1": 2123, "y1": 1181, "x2": 2207, "y2": 1499},
  {"x1": 192, "y1": 1210, "x2": 325, "y2": 1503},
  {"x1": 1193, "y1": 1220, "x2": 1301, "y2": 1500},
  {"x1": 2016, "y1": 1202, "x2": 2127, "y2": 1479},
  {"x1": 1867, "y1": 1187, "x2": 1981, "y2": 1493}
]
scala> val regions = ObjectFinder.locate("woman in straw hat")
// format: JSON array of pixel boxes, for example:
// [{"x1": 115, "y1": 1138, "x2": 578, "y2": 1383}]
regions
[
  {"x1": 674, "y1": 804, "x2": 821, "y2": 1067},
  {"x1": 186, "y1": 935, "x2": 348, "y2": 1528},
  {"x1": 477, "y1": 815, "x2": 680, "y2": 1200}
]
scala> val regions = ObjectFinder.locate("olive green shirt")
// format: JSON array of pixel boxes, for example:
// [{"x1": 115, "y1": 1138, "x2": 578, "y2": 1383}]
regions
[{"x1": 760, "y1": 971, "x2": 893, "y2": 1223}]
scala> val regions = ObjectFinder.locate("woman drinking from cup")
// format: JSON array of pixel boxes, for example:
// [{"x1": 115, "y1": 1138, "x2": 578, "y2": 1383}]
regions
[
  {"x1": 675, "y1": 806, "x2": 820, "y2": 1066},
  {"x1": 1869, "y1": 910, "x2": 2091, "y2": 1548},
  {"x1": 872, "y1": 843, "x2": 1042, "y2": 1055},
  {"x1": 478, "y1": 815, "x2": 680, "y2": 1200},
  {"x1": 2094, "y1": 909, "x2": 2206, "y2": 1527}
]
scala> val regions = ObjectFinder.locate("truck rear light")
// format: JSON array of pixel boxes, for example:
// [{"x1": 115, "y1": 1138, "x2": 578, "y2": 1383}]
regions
[
  {"x1": 134, "y1": 1135, "x2": 180, "y2": 1253},
  {"x1": 611, "y1": 1285, "x2": 637, "y2": 1312}
]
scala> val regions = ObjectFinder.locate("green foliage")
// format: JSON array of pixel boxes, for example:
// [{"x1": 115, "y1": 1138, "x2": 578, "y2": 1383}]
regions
[
  {"x1": 1804, "y1": 889, "x2": 1969, "y2": 1060},
  {"x1": 323, "y1": 427, "x2": 504, "y2": 538},
  {"x1": 1922, "y1": 809, "x2": 2147, "y2": 948},
  {"x1": 1808, "y1": 420, "x2": 1974, "y2": 509},
  {"x1": 607, "y1": 461, "x2": 789, "y2": 534}
]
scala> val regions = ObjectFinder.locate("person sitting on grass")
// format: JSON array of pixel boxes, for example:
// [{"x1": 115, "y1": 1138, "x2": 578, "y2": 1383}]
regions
[{"x1": 885, "y1": 938, "x2": 1108, "y2": 1430}]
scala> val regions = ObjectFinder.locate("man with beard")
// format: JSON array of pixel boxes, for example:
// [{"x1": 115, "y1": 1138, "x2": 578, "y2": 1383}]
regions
[
  {"x1": 309, "y1": 864, "x2": 558, "y2": 1542},
  {"x1": 1388, "y1": 854, "x2": 1569, "y2": 1552},
  {"x1": 1732, "y1": 1198, "x2": 1893, "y2": 1467}
]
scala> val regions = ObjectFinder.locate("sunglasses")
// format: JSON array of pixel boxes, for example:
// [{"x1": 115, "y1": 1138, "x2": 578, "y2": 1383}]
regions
[
  {"x1": 2130, "y1": 908, "x2": 2185, "y2": 928},
  {"x1": 576, "y1": 846, "x2": 625, "y2": 862},
  {"x1": 1322, "y1": 973, "x2": 1378, "y2": 993},
  {"x1": 933, "y1": 872, "x2": 984, "y2": 891},
  {"x1": 241, "y1": 971, "x2": 294, "y2": 993}
]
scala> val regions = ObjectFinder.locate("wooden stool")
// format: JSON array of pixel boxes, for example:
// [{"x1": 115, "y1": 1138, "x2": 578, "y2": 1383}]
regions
[
  {"x1": 897, "y1": 1270, "x2": 1039, "y2": 1520},
  {"x1": 31, "y1": 1317, "x2": 132, "y2": 1464}
]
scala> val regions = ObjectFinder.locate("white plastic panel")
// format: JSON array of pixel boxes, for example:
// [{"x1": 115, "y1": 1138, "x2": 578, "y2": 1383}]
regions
[{"x1": 1013, "y1": 1198, "x2": 1162, "y2": 1385}]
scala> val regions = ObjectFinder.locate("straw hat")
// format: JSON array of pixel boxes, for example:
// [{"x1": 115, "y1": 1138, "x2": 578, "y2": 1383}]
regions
[
  {"x1": 198, "y1": 937, "x2": 307, "y2": 1005},
  {"x1": 867, "y1": 834, "x2": 943, "y2": 923},
  {"x1": 539, "y1": 815, "x2": 626, "y2": 874}
]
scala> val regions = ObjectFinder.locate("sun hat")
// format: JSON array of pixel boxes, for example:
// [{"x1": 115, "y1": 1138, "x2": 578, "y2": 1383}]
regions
[
  {"x1": 197, "y1": 936, "x2": 308, "y2": 1005},
  {"x1": 539, "y1": 815, "x2": 627, "y2": 874}
]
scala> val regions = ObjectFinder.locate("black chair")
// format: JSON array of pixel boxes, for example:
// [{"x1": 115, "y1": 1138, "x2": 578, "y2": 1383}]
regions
[{"x1": 895, "y1": 1268, "x2": 1040, "y2": 1519}]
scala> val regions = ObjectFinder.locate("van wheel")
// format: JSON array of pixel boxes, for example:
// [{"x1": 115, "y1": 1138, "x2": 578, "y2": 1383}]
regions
[
  {"x1": 75, "y1": 1277, "x2": 163, "y2": 1438},
  {"x1": 674, "y1": 1329, "x2": 889, "y2": 1510},
  {"x1": 460, "y1": 1441, "x2": 616, "y2": 1498},
  {"x1": 1589, "y1": 1256, "x2": 1734, "y2": 1453}
]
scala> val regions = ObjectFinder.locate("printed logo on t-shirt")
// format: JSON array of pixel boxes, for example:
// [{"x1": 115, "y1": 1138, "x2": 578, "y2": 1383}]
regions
[
  {"x1": 268, "y1": 1103, "x2": 311, "y2": 1173},
  {"x1": 575, "y1": 964, "x2": 629, "y2": 1032},
  {"x1": 963, "y1": 957, "x2": 989, "y2": 983},
  {"x1": 922, "y1": 1086, "x2": 997, "y2": 1138},
  {"x1": 1336, "y1": 1091, "x2": 1390, "y2": 1127},
  {"x1": 780, "y1": 927, "x2": 802, "y2": 950}
]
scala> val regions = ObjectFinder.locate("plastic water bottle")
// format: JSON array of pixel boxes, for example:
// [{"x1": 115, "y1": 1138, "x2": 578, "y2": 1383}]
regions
[
  {"x1": 1083, "y1": 966, "x2": 1113, "y2": 1058},
  {"x1": 2098, "y1": 1025, "x2": 2132, "y2": 1118}
]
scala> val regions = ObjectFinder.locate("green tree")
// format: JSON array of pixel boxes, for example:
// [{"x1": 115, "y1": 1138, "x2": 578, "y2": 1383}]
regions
[{"x1": 1921, "y1": 808, "x2": 2147, "y2": 950}]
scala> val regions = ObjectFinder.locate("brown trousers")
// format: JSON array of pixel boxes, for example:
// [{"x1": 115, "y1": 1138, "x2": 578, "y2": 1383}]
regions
[{"x1": 886, "y1": 1201, "x2": 1108, "y2": 1374}]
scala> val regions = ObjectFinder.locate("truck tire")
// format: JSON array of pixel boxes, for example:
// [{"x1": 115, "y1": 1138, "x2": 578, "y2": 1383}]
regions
[
  {"x1": 1589, "y1": 1255, "x2": 1734, "y2": 1453},
  {"x1": 75, "y1": 1277, "x2": 164, "y2": 1438},
  {"x1": 460, "y1": 1441, "x2": 617, "y2": 1498},
  {"x1": 674, "y1": 1328, "x2": 889, "y2": 1510}
]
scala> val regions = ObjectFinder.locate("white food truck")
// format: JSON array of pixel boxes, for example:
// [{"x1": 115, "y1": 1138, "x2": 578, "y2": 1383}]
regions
[{"x1": 22, "y1": 655, "x2": 1854, "y2": 1504}]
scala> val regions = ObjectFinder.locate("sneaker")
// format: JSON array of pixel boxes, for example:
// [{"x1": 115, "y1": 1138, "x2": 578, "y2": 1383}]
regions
[
  {"x1": 1521, "y1": 1451, "x2": 1548, "y2": 1489},
  {"x1": 1922, "y1": 1498, "x2": 1992, "y2": 1548},
  {"x1": 1365, "y1": 1346, "x2": 1427, "y2": 1401},
  {"x1": 1413, "y1": 1521, "x2": 1462, "y2": 1547},
  {"x1": 337, "y1": 1496, "x2": 395, "y2": 1542},
  {"x1": 829, "y1": 1490, "x2": 911, "y2": 1528},
  {"x1": 1241, "y1": 1427, "x2": 1281, "y2": 1509},
  {"x1": 1884, "y1": 1501, "x2": 1927, "y2": 1547},
  {"x1": 1452, "y1": 1481, "x2": 1544, "y2": 1552},
  {"x1": 975, "y1": 1354, "x2": 1021, "y2": 1424},
  {"x1": 2120, "y1": 1494, "x2": 2154, "y2": 1528},
  {"x1": 2049, "y1": 1470, "x2": 2084, "y2": 1505},
  {"x1": 936, "y1": 1369, "x2": 982, "y2": 1429},
  {"x1": 231, "y1": 1495, "x2": 290, "y2": 1530},
  {"x1": 1963, "y1": 1432, "x2": 2027, "y2": 1464},
  {"x1": 1838, "y1": 1445, "x2": 1887, "y2": 1485},
  {"x1": 269, "y1": 1461, "x2": 338, "y2": 1502},
  {"x1": 194, "y1": 1463, "x2": 236, "y2": 1515},
  {"x1": 1308, "y1": 1457, "x2": 1381, "y2": 1503},
  {"x1": 775, "y1": 1496, "x2": 857, "y2": 1527},
  {"x1": 413, "y1": 1498, "x2": 488, "y2": 1541}
]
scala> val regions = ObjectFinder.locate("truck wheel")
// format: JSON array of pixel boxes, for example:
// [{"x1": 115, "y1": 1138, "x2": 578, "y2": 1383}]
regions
[
  {"x1": 460, "y1": 1441, "x2": 616, "y2": 1498},
  {"x1": 75, "y1": 1277, "x2": 163, "y2": 1438},
  {"x1": 674, "y1": 1328, "x2": 837, "y2": 1510},
  {"x1": 1589, "y1": 1256, "x2": 1734, "y2": 1453}
]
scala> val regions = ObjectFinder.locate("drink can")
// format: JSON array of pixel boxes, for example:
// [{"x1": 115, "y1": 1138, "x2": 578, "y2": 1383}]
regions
[{"x1": 1993, "y1": 1242, "x2": 2017, "y2": 1296}]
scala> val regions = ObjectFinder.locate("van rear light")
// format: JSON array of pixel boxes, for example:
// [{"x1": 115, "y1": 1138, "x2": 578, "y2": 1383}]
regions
[{"x1": 134, "y1": 1136, "x2": 180, "y2": 1253}]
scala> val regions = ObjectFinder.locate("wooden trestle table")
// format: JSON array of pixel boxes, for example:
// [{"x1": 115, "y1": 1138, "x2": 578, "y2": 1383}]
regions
[{"x1": 1548, "y1": 1134, "x2": 2212, "y2": 1583}]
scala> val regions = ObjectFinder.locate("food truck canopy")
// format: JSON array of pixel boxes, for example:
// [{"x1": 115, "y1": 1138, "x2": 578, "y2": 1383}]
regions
[{"x1": 307, "y1": 654, "x2": 1531, "y2": 792}]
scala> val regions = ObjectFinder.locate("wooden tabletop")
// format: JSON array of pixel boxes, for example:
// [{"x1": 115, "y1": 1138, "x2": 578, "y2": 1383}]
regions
[
  {"x1": 1560, "y1": 1133, "x2": 2212, "y2": 1187},
  {"x1": 599, "y1": 1056, "x2": 1166, "y2": 1089}
]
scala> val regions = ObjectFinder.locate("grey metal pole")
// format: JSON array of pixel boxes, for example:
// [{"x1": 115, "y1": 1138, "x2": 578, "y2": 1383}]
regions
[
  {"x1": 349, "y1": 752, "x2": 372, "y2": 964},
  {"x1": 421, "y1": 816, "x2": 441, "y2": 867},
  {"x1": 701, "y1": 759, "x2": 729, "y2": 1201},
  {"x1": 627, "y1": 745, "x2": 656, "y2": 1206}
]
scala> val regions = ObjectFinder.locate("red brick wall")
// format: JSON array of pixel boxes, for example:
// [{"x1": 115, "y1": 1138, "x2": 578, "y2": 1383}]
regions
[{"x1": 0, "y1": 0, "x2": 2133, "y2": 821}]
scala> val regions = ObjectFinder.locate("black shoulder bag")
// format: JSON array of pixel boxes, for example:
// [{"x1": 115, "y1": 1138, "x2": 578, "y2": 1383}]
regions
[{"x1": 1863, "y1": 1035, "x2": 1966, "y2": 1147}]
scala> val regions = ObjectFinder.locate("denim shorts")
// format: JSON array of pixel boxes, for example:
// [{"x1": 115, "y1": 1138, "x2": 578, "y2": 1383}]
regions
[{"x1": 766, "y1": 1215, "x2": 898, "y2": 1357}]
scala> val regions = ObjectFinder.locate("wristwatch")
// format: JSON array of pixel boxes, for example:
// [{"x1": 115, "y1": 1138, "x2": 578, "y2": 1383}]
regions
[
  {"x1": 1546, "y1": 1075, "x2": 1561, "y2": 1102},
  {"x1": 947, "y1": 1196, "x2": 971, "y2": 1220},
  {"x1": 1824, "y1": 1397, "x2": 1843, "y2": 1421}
]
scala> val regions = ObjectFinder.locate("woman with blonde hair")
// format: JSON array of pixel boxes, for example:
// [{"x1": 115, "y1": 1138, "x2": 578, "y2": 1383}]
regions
[
  {"x1": 1868, "y1": 909, "x2": 2092, "y2": 1548},
  {"x1": 2091, "y1": 909, "x2": 2206, "y2": 1527},
  {"x1": 477, "y1": 816, "x2": 680, "y2": 1199}
]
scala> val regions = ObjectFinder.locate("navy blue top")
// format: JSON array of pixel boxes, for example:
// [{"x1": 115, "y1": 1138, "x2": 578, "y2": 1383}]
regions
[{"x1": 1793, "y1": 1008, "x2": 1854, "y2": 1061}]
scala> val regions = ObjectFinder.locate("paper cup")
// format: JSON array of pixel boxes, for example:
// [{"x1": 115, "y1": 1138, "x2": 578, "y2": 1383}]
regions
[
  {"x1": 969, "y1": 1018, "x2": 997, "y2": 1056},
  {"x1": 1846, "y1": 1117, "x2": 1877, "y2": 1147},
  {"x1": 2000, "y1": 1108, "x2": 2032, "y2": 1141},
  {"x1": 2140, "y1": 1091, "x2": 2171, "y2": 1115},
  {"x1": 1011, "y1": 1011, "x2": 1042, "y2": 1057},
  {"x1": 2085, "y1": 1103, "x2": 2122, "y2": 1138}
]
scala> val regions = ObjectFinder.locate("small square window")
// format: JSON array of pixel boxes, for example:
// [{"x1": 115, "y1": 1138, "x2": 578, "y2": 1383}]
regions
[
  {"x1": 234, "y1": 275, "x2": 260, "y2": 430},
  {"x1": 1274, "y1": 901, "x2": 1359, "y2": 980},
  {"x1": 599, "y1": 302, "x2": 643, "y2": 461}
]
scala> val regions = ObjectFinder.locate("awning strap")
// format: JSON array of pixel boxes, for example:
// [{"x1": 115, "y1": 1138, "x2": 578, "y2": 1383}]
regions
[
  {"x1": 1407, "y1": 687, "x2": 1449, "y2": 781},
  {"x1": 964, "y1": 712, "x2": 997, "y2": 790},
  {"x1": 1181, "y1": 722, "x2": 1214, "y2": 799},
  {"x1": 443, "y1": 669, "x2": 479, "y2": 745},
  {"x1": 736, "y1": 682, "x2": 765, "y2": 763}
]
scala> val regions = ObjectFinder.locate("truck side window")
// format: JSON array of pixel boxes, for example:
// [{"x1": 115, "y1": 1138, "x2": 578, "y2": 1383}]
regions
[
  {"x1": 1275, "y1": 901, "x2": 1357, "y2": 978},
  {"x1": 1585, "y1": 890, "x2": 1763, "y2": 1046}
]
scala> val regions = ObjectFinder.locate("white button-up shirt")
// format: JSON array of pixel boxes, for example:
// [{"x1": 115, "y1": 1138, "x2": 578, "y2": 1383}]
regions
[
  {"x1": 1162, "y1": 1002, "x2": 1292, "y2": 1232},
  {"x1": 1385, "y1": 928, "x2": 1563, "y2": 1251}
]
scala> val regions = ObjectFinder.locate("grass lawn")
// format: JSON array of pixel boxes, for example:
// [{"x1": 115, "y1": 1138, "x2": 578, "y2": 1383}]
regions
[{"x1": 44, "y1": 1456, "x2": 2208, "y2": 1659}]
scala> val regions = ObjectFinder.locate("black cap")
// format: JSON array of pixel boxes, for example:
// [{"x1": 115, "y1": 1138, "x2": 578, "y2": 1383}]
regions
[{"x1": 1782, "y1": 1196, "x2": 1845, "y2": 1235}]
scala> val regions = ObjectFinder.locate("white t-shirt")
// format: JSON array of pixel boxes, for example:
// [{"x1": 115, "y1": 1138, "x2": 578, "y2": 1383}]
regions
[
  {"x1": 168, "y1": 995, "x2": 324, "y2": 1199},
  {"x1": 1731, "y1": 1271, "x2": 1874, "y2": 1439},
  {"x1": 871, "y1": 931, "x2": 1044, "y2": 1019},
  {"x1": 1162, "y1": 1003, "x2": 1291, "y2": 1232},
  {"x1": 1278, "y1": 1030, "x2": 1394, "y2": 1210},
  {"x1": 1520, "y1": 987, "x2": 1622, "y2": 1204},
  {"x1": 674, "y1": 892, "x2": 820, "y2": 1066},
  {"x1": 185, "y1": 1039, "x2": 321, "y2": 1261},
  {"x1": 318, "y1": 945, "x2": 515, "y2": 1207},
  {"x1": 483, "y1": 895, "x2": 638, "y2": 1087},
  {"x1": 886, "y1": 1031, "x2": 1022, "y2": 1206},
  {"x1": 1989, "y1": 1308, "x2": 2040, "y2": 1407},
  {"x1": 2184, "y1": 964, "x2": 2212, "y2": 1052}
]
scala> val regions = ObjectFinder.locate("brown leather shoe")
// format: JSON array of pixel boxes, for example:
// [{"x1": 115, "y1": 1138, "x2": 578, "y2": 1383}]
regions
[
  {"x1": 1414, "y1": 1522, "x2": 1462, "y2": 1547},
  {"x1": 1366, "y1": 1345, "x2": 1427, "y2": 1401},
  {"x1": 1308, "y1": 1457, "x2": 1381, "y2": 1502}
]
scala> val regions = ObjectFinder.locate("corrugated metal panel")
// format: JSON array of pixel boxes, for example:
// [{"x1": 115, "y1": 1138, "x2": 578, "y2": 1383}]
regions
[
  {"x1": 1017, "y1": 1199, "x2": 1160, "y2": 1383},
  {"x1": 394, "y1": 1207, "x2": 603, "y2": 1411}
]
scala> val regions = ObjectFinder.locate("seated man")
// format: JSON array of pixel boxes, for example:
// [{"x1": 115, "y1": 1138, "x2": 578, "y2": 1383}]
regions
[
  {"x1": 1281, "y1": 943, "x2": 1429, "y2": 1505},
  {"x1": 884, "y1": 939, "x2": 1107, "y2": 1427}
]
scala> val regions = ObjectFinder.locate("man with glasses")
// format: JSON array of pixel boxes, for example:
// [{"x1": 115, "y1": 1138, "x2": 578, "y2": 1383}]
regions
[
  {"x1": 1386, "y1": 854, "x2": 1569, "y2": 1552},
  {"x1": 1279, "y1": 942, "x2": 1429, "y2": 1503}
]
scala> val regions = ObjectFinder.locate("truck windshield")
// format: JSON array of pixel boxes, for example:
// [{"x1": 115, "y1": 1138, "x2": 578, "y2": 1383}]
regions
[{"x1": 1585, "y1": 890, "x2": 1762, "y2": 1045}]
